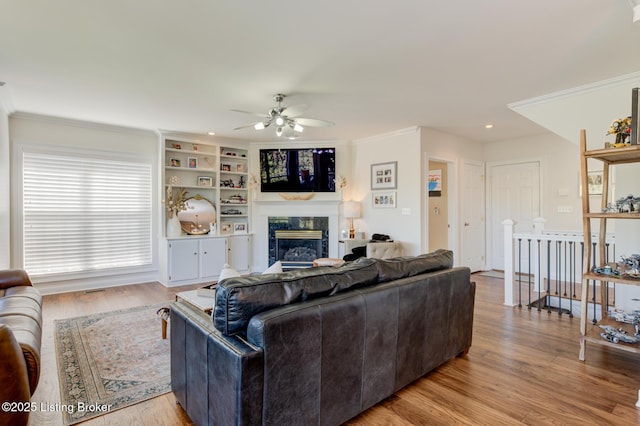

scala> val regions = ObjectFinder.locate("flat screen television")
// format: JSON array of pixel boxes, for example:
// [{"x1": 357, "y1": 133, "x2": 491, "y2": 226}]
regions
[{"x1": 260, "y1": 148, "x2": 335, "y2": 193}]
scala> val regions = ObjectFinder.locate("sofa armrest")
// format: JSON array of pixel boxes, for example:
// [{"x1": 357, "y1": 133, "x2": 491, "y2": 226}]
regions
[
  {"x1": 0, "y1": 325, "x2": 31, "y2": 426},
  {"x1": 170, "y1": 301, "x2": 264, "y2": 426},
  {"x1": 0, "y1": 270, "x2": 33, "y2": 290}
]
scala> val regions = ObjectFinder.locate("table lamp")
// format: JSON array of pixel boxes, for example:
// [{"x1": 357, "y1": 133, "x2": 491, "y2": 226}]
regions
[{"x1": 343, "y1": 201, "x2": 361, "y2": 239}]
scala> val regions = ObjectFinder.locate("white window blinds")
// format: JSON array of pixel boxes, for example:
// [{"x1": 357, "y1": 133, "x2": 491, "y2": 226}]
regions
[{"x1": 23, "y1": 151, "x2": 153, "y2": 277}]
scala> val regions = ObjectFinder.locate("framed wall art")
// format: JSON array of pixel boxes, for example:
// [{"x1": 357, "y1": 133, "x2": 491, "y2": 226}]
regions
[
  {"x1": 372, "y1": 191, "x2": 396, "y2": 208},
  {"x1": 371, "y1": 161, "x2": 397, "y2": 190},
  {"x1": 587, "y1": 170, "x2": 603, "y2": 196},
  {"x1": 428, "y1": 169, "x2": 442, "y2": 197}
]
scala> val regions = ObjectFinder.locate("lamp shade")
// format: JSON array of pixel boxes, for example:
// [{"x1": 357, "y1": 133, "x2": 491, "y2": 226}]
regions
[{"x1": 343, "y1": 201, "x2": 361, "y2": 219}]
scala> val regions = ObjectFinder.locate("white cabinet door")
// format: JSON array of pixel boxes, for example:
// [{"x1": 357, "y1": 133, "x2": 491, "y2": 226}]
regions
[
  {"x1": 200, "y1": 238, "x2": 227, "y2": 279},
  {"x1": 227, "y1": 235, "x2": 250, "y2": 272},
  {"x1": 168, "y1": 239, "x2": 199, "y2": 282}
]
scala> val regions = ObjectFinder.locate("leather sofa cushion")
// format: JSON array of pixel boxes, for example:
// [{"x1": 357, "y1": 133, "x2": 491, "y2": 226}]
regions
[
  {"x1": 214, "y1": 257, "x2": 379, "y2": 335},
  {"x1": 373, "y1": 249, "x2": 454, "y2": 283}
]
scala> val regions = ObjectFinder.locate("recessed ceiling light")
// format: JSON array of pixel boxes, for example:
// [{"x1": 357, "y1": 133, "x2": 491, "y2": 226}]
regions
[
  {"x1": 207, "y1": 131, "x2": 215, "y2": 136},
  {"x1": 485, "y1": 124, "x2": 494, "y2": 129}
]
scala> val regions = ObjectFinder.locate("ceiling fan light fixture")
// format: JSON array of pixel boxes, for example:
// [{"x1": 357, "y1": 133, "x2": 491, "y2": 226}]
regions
[{"x1": 232, "y1": 93, "x2": 334, "y2": 137}]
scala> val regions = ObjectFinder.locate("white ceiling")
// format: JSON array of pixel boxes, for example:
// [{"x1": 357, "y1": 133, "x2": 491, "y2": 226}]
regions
[{"x1": 1, "y1": 1, "x2": 639, "y2": 143}]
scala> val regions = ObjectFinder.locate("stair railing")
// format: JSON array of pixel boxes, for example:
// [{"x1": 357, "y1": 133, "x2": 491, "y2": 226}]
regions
[{"x1": 502, "y1": 218, "x2": 615, "y2": 319}]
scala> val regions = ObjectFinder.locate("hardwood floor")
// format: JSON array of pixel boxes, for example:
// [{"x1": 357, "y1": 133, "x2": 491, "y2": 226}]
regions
[{"x1": 28, "y1": 275, "x2": 640, "y2": 425}]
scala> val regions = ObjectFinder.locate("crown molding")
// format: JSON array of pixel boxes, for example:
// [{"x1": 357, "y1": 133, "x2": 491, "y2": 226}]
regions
[
  {"x1": 10, "y1": 111, "x2": 157, "y2": 137},
  {"x1": 509, "y1": 71, "x2": 640, "y2": 110},
  {"x1": 353, "y1": 126, "x2": 419, "y2": 145}
]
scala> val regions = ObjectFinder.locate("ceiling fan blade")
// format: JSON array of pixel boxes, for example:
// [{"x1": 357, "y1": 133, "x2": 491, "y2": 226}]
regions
[
  {"x1": 294, "y1": 117, "x2": 335, "y2": 128},
  {"x1": 233, "y1": 121, "x2": 264, "y2": 130},
  {"x1": 230, "y1": 109, "x2": 270, "y2": 119},
  {"x1": 281, "y1": 104, "x2": 308, "y2": 118}
]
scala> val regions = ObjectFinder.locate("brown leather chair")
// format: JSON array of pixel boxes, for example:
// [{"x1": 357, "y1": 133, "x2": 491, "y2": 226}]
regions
[{"x1": 0, "y1": 269, "x2": 42, "y2": 426}]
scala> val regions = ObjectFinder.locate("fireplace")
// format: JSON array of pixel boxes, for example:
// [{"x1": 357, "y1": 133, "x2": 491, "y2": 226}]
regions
[
  {"x1": 276, "y1": 230, "x2": 323, "y2": 264},
  {"x1": 268, "y1": 217, "x2": 329, "y2": 269}
]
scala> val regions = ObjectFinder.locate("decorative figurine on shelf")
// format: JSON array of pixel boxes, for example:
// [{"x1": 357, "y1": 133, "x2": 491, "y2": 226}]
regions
[
  {"x1": 606, "y1": 116, "x2": 632, "y2": 147},
  {"x1": 239, "y1": 175, "x2": 245, "y2": 188},
  {"x1": 615, "y1": 194, "x2": 640, "y2": 213},
  {"x1": 599, "y1": 324, "x2": 640, "y2": 344}
]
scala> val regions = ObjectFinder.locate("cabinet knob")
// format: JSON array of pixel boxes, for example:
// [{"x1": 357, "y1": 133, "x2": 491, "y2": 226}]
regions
[
  {"x1": 203, "y1": 251, "x2": 208, "y2": 255},
  {"x1": 194, "y1": 252, "x2": 197, "y2": 255}
]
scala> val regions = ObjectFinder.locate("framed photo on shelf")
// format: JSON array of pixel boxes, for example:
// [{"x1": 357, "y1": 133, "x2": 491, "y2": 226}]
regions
[
  {"x1": 188, "y1": 157, "x2": 198, "y2": 169},
  {"x1": 169, "y1": 158, "x2": 181, "y2": 167},
  {"x1": 587, "y1": 170, "x2": 603, "y2": 196},
  {"x1": 221, "y1": 223, "x2": 232, "y2": 234},
  {"x1": 372, "y1": 191, "x2": 396, "y2": 208},
  {"x1": 198, "y1": 176, "x2": 213, "y2": 187},
  {"x1": 236, "y1": 164, "x2": 244, "y2": 173},
  {"x1": 371, "y1": 161, "x2": 397, "y2": 189},
  {"x1": 221, "y1": 164, "x2": 231, "y2": 172},
  {"x1": 234, "y1": 223, "x2": 248, "y2": 234}
]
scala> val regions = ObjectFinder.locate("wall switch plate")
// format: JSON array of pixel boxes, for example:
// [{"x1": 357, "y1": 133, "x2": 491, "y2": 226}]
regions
[{"x1": 557, "y1": 206, "x2": 573, "y2": 213}]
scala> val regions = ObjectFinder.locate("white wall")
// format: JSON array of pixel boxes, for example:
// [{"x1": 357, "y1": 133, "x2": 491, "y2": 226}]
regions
[
  {"x1": 0, "y1": 91, "x2": 10, "y2": 269},
  {"x1": 509, "y1": 72, "x2": 640, "y2": 145},
  {"x1": 351, "y1": 127, "x2": 422, "y2": 255},
  {"x1": 9, "y1": 113, "x2": 160, "y2": 293},
  {"x1": 484, "y1": 133, "x2": 582, "y2": 231},
  {"x1": 420, "y1": 127, "x2": 484, "y2": 264}
]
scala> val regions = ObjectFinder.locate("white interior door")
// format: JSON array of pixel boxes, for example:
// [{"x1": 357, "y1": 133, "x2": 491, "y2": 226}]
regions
[
  {"x1": 461, "y1": 160, "x2": 485, "y2": 272},
  {"x1": 489, "y1": 161, "x2": 541, "y2": 270}
]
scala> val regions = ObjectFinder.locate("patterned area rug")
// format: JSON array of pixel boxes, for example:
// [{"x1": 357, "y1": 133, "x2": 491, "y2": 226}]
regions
[{"x1": 54, "y1": 303, "x2": 171, "y2": 425}]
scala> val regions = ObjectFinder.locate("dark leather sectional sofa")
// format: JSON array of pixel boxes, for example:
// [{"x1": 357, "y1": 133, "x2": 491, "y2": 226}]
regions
[{"x1": 171, "y1": 249, "x2": 475, "y2": 426}]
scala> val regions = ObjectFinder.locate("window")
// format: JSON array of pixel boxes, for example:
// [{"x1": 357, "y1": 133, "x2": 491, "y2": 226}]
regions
[{"x1": 22, "y1": 150, "x2": 153, "y2": 277}]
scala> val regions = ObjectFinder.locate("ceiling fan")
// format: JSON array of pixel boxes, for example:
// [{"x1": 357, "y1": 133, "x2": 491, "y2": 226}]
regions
[{"x1": 232, "y1": 94, "x2": 334, "y2": 139}]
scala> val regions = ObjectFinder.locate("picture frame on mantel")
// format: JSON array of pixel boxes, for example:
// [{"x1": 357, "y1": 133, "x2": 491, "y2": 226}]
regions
[{"x1": 371, "y1": 161, "x2": 397, "y2": 190}]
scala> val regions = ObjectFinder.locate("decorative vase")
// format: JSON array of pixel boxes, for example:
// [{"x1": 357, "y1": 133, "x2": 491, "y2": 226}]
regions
[{"x1": 166, "y1": 214, "x2": 182, "y2": 237}]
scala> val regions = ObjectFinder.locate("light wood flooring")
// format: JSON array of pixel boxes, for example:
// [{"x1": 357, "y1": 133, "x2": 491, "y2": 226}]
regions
[{"x1": 29, "y1": 275, "x2": 640, "y2": 425}]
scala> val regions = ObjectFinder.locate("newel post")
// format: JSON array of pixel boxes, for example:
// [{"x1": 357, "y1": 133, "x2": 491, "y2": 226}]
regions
[{"x1": 502, "y1": 219, "x2": 516, "y2": 306}]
